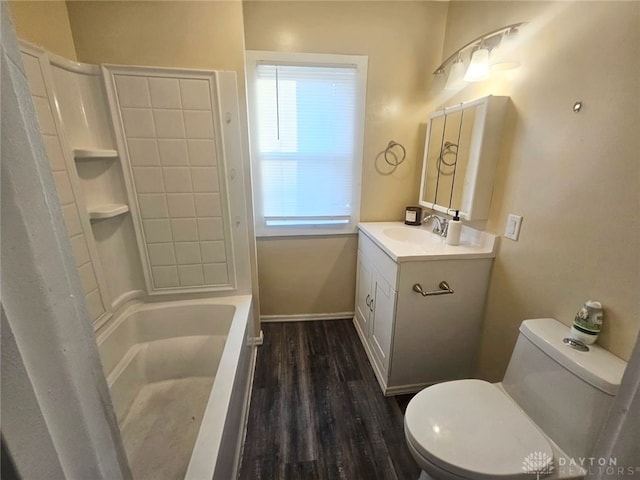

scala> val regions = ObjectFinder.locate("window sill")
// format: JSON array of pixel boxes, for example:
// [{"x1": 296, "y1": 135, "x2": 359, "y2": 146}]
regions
[{"x1": 255, "y1": 225, "x2": 359, "y2": 238}]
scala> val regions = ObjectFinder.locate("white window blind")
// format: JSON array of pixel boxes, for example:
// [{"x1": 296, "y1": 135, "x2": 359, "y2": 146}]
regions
[{"x1": 246, "y1": 52, "x2": 367, "y2": 236}]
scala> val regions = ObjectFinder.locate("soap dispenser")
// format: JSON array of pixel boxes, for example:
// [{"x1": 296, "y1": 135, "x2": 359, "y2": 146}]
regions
[{"x1": 446, "y1": 210, "x2": 461, "y2": 246}]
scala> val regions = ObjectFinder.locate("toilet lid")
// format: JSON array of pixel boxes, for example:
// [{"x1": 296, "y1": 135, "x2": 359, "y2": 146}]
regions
[{"x1": 405, "y1": 380, "x2": 553, "y2": 480}]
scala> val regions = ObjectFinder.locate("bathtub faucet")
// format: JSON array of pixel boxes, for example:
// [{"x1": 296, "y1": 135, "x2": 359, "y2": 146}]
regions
[{"x1": 423, "y1": 214, "x2": 448, "y2": 237}]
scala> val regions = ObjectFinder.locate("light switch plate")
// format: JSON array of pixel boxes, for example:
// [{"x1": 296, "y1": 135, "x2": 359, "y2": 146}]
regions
[{"x1": 504, "y1": 214, "x2": 523, "y2": 241}]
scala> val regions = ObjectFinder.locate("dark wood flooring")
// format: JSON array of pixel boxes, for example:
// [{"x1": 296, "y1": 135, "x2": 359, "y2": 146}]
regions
[{"x1": 239, "y1": 320, "x2": 420, "y2": 480}]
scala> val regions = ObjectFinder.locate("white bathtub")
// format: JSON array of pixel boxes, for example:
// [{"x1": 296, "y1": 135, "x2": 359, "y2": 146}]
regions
[{"x1": 97, "y1": 295, "x2": 255, "y2": 480}]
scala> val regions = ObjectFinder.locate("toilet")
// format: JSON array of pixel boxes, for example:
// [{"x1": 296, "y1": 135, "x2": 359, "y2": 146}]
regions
[{"x1": 404, "y1": 318, "x2": 627, "y2": 480}]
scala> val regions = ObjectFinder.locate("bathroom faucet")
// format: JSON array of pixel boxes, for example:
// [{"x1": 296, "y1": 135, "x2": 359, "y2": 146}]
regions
[{"x1": 423, "y1": 214, "x2": 449, "y2": 237}]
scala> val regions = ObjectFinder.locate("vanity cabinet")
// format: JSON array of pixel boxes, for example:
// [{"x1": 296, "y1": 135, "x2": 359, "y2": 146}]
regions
[
  {"x1": 355, "y1": 237, "x2": 398, "y2": 380},
  {"x1": 354, "y1": 227, "x2": 494, "y2": 396}
]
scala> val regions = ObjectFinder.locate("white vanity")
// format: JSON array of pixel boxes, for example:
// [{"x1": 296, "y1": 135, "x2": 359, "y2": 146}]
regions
[
  {"x1": 354, "y1": 222, "x2": 497, "y2": 396},
  {"x1": 355, "y1": 95, "x2": 507, "y2": 396}
]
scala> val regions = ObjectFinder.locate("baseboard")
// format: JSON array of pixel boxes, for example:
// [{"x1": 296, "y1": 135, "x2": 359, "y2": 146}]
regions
[
  {"x1": 383, "y1": 382, "x2": 435, "y2": 396},
  {"x1": 260, "y1": 312, "x2": 354, "y2": 323}
]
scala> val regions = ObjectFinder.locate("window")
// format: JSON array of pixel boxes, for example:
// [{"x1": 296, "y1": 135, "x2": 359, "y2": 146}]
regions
[{"x1": 245, "y1": 51, "x2": 368, "y2": 236}]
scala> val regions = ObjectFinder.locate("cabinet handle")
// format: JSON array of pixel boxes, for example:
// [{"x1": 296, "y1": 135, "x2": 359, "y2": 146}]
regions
[
  {"x1": 369, "y1": 298, "x2": 374, "y2": 312},
  {"x1": 412, "y1": 281, "x2": 454, "y2": 297},
  {"x1": 366, "y1": 294, "x2": 371, "y2": 307}
]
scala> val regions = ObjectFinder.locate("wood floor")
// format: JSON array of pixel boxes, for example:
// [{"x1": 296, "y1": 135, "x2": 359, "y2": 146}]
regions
[{"x1": 239, "y1": 320, "x2": 420, "y2": 480}]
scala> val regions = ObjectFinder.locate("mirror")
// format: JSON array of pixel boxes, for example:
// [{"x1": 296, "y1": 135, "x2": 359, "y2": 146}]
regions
[{"x1": 419, "y1": 95, "x2": 508, "y2": 221}]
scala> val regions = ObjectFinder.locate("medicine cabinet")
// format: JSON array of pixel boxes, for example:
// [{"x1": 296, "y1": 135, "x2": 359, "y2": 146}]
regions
[{"x1": 419, "y1": 95, "x2": 508, "y2": 221}]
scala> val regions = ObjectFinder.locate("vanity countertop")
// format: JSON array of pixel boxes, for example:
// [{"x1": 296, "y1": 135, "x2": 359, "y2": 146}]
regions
[{"x1": 358, "y1": 222, "x2": 498, "y2": 263}]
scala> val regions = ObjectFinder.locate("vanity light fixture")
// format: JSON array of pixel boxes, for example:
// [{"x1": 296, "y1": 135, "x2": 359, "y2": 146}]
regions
[
  {"x1": 444, "y1": 55, "x2": 467, "y2": 91},
  {"x1": 434, "y1": 22, "x2": 525, "y2": 88},
  {"x1": 464, "y1": 46, "x2": 490, "y2": 82},
  {"x1": 490, "y1": 28, "x2": 521, "y2": 71}
]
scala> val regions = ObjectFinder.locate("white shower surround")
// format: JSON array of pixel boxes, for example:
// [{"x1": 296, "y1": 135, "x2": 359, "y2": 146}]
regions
[
  {"x1": 97, "y1": 296, "x2": 255, "y2": 479},
  {"x1": 17, "y1": 41, "x2": 257, "y2": 479},
  {"x1": 102, "y1": 65, "x2": 251, "y2": 295}
]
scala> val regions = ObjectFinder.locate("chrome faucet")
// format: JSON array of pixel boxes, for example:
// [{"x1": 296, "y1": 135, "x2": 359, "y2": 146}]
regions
[{"x1": 423, "y1": 214, "x2": 449, "y2": 237}]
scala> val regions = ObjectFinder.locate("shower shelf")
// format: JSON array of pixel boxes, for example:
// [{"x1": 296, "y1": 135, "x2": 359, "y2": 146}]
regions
[
  {"x1": 88, "y1": 203, "x2": 129, "y2": 221},
  {"x1": 73, "y1": 148, "x2": 118, "y2": 160}
]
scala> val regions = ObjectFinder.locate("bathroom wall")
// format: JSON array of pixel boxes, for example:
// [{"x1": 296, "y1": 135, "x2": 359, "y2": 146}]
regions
[
  {"x1": 65, "y1": 0, "x2": 260, "y2": 327},
  {"x1": 10, "y1": 2, "x2": 637, "y2": 366},
  {"x1": 8, "y1": 1, "x2": 77, "y2": 60},
  {"x1": 243, "y1": 1, "x2": 448, "y2": 317},
  {"x1": 437, "y1": 2, "x2": 640, "y2": 379},
  {"x1": 8, "y1": 1, "x2": 447, "y2": 319},
  {"x1": 23, "y1": 0, "x2": 261, "y2": 332}
]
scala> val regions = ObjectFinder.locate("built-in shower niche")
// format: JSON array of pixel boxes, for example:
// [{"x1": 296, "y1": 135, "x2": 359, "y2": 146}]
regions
[
  {"x1": 47, "y1": 53, "x2": 147, "y2": 313},
  {"x1": 74, "y1": 149, "x2": 129, "y2": 221},
  {"x1": 74, "y1": 148, "x2": 146, "y2": 305}
]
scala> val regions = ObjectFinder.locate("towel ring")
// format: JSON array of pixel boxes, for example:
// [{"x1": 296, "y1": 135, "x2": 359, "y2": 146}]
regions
[
  {"x1": 437, "y1": 141, "x2": 458, "y2": 172},
  {"x1": 384, "y1": 141, "x2": 406, "y2": 167}
]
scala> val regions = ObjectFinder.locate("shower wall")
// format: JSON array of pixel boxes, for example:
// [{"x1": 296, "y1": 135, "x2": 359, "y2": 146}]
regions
[
  {"x1": 20, "y1": 46, "x2": 113, "y2": 327},
  {"x1": 104, "y1": 67, "x2": 237, "y2": 293},
  {"x1": 19, "y1": 41, "x2": 252, "y2": 332}
]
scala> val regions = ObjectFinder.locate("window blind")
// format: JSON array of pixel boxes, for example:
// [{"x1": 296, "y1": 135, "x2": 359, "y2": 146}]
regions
[{"x1": 254, "y1": 63, "x2": 358, "y2": 228}]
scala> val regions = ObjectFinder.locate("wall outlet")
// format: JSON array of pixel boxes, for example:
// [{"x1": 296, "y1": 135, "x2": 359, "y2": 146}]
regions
[{"x1": 504, "y1": 214, "x2": 523, "y2": 241}]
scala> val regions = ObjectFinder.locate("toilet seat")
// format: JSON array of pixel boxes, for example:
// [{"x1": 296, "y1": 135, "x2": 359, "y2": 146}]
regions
[{"x1": 405, "y1": 379, "x2": 553, "y2": 479}]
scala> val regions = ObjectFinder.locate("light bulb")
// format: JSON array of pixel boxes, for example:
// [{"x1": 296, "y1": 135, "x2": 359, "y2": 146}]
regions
[
  {"x1": 444, "y1": 59, "x2": 466, "y2": 91},
  {"x1": 464, "y1": 48, "x2": 490, "y2": 82},
  {"x1": 490, "y1": 29, "x2": 521, "y2": 71}
]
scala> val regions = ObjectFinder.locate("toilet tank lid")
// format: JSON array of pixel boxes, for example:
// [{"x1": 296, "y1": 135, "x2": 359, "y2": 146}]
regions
[{"x1": 520, "y1": 318, "x2": 627, "y2": 395}]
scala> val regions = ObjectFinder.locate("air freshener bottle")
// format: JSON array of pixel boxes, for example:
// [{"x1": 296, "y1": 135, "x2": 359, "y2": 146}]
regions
[{"x1": 570, "y1": 300, "x2": 603, "y2": 345}]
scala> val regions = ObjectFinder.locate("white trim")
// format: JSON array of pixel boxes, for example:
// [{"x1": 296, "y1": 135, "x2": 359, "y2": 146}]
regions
[
  {"x1": 231, "y1": 344, "x2": 258, "y2": 479},
  {"x1": 383, "y1": 383, "x2": 435, "y2": 397},
  {"x1": 251, "y1": 330, "x2": 264, "y2": 346},
  {"x1": 245, "y1": 50, "x2": 368, "y2": 237},
  {"x1": 110, "y1": 289, "x2": 145, "y2": 312},
  {"x1": 260, "y1": 312, "x2": 354, "y2": 323},
  {"x1": 18, "y1": 39, "x2": 100, "y2": 75},
  {"x1": 247, "y1": 50, "x2": 368, "y2": 69}
]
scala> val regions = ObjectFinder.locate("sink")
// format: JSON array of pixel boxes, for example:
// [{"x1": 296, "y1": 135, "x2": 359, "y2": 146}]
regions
[
  {"x1": 358, "y1": 222, "x2": 498, "y2": 262},
  {"x1": 382, "y1": 226, "x2": 443, "y2": 245}
]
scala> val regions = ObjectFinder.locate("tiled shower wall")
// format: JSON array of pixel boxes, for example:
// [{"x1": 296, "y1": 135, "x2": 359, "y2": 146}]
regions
[
  {"x1": 21, "y1": 50, "x2": 107, "y2": 323},
  {"x1": 113, "y1": 73, "x2": 232, "y2": 291}
]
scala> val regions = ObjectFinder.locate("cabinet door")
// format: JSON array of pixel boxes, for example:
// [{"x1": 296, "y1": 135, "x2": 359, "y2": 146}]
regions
[
  {"x1": 354, "y1": 250, "x2": 373, "y2": 336},
  {"x1": 369, "y1": 272, "x2": 397, "y2": 373}
]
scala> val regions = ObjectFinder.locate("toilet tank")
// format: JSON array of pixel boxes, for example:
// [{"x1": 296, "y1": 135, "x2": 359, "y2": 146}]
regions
[{"x1": 502, "y1": 318, "x2": 627, "y2": 461}]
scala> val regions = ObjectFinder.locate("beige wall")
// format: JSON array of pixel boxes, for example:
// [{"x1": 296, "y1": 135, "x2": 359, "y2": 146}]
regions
[
  {"x1": 437, "y1": 2, "x2": 639, "y2": 379},
  {"x1": 244, "y1": 1, "x2": 448, "y2": 316},
  {"x1": 8, "y1": 1, "x2": 77, "y2": 59},
  {"x1": 258, "y1": 236, "x2": 357, "y2": 316},
  {"x1": 65, "y1": 1, "x2": 244, "y2": 73}
]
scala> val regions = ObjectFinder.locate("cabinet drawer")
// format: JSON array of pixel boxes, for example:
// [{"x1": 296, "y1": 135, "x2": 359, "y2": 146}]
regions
[{"x1": 358, "y1": 232, "x2": 398, "y2": 289}]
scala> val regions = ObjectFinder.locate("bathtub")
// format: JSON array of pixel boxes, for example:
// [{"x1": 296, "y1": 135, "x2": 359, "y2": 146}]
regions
[{"x1": 97, "y1": 295, "x2": 255, "y2": 480}]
